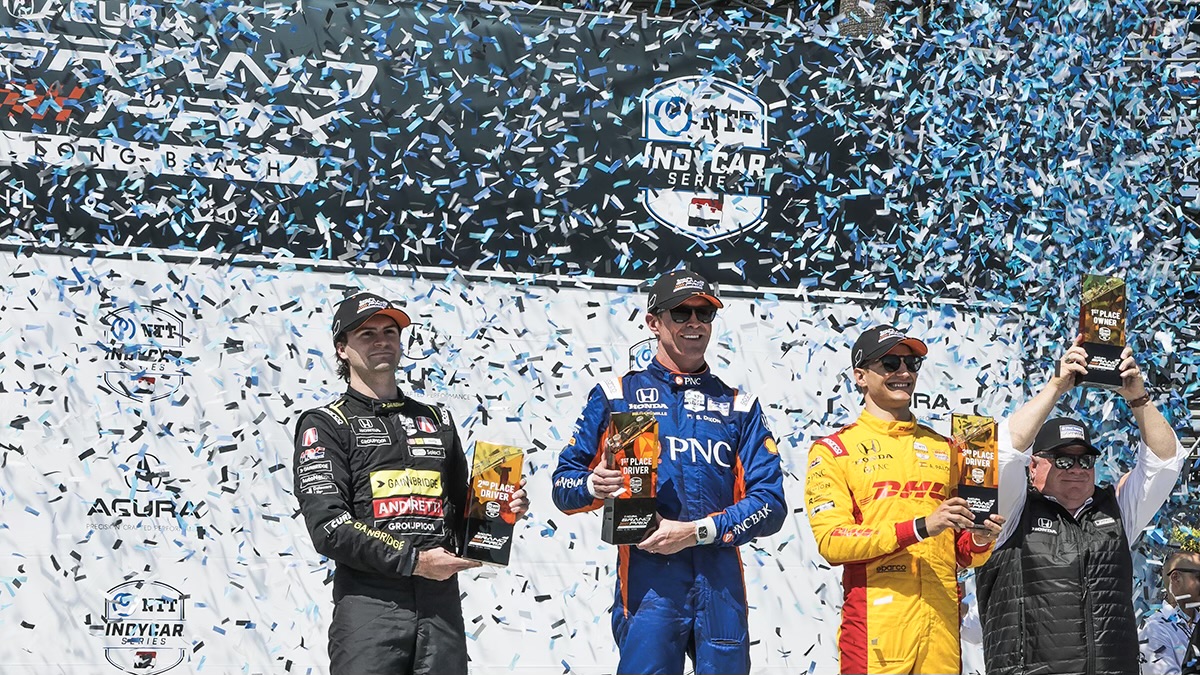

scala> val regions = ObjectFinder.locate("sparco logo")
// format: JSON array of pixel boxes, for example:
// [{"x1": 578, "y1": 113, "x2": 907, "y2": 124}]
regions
[
  {"x1": 100, "y1": 305, "x2": 188, "y2": 402},
  {"x1": 93, "y1": 580, "x2": 186, "y2": 675},
  {"x1": 639, "y1": 76, "x2": 771, "y2": 242}
]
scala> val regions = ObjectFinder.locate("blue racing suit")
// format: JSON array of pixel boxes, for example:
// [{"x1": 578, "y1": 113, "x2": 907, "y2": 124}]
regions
[{"x1": 552, "y1": 358, "x2": 786, "y2": 675}]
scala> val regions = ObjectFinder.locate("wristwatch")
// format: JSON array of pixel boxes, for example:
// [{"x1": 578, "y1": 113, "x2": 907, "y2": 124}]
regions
[
  {"x1": 1127, "y1": 393, "x2": 1152, "y2": 409},
  {"x1": 696, "y1": 523, "x2": 710, "y2": 542}
]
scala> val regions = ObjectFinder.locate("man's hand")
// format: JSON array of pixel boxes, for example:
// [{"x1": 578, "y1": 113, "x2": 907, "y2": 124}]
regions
[
  {"x1": 1052, "y1": 335, "x2": 1090, "y2": 395},
  {"x1": 970, "y1": 513, "x2": 1007, "y2": 547},
  {"x1": 925, "y1": 497, "x2": 976, "y2": 537},
  {"x1": 589, "y1": 465, "x2": 625, "y2": 499},
  {"x1": 509, "y1": 477, "x2": 529, "y2": 519},
  {"x1": 637, "y1": 517, "x2": 697, "y2": 556},
  {"x1": 1010, "y1": 334, "x2": 1092, "y2": 451},
  {"x1": 413, "y1": 547, "x2": 481, "y2": 581},
  {"x1": 1114, "y1": 346, "x2": 1148, "y2": 403}
]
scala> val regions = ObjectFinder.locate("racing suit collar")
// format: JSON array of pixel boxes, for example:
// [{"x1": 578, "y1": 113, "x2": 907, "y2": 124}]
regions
[
  {"x1": 647, "y1": 357, "x2": 713, "y2": 387},
  {"x1": 343, "y1": 387, "x2": 408, "y2": 415},
  {"x1": 858, "y1": 409, "x2": 917, "y2": 436}
]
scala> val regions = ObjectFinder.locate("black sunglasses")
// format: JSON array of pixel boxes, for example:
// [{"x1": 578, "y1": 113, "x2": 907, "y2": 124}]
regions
[
  {"x1": 871, "y1": 355, "x2": 924, "y2": 373},
  {"x1": 1037, "y1": 453, "x2": 1096, "y2": 470},
  {"x1": 666, "y1": 307, "x2": 717, "y2": 324}
]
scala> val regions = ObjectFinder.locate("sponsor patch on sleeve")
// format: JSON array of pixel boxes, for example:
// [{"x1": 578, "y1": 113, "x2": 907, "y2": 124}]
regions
[
  {"x1": 302, "y1": 427, "x2": 319, "y2": 447},
  {"x1": 302, "y1": 483, "x2": 338, "y2": 495},
  {"x1": 323, "y1": 512, "x2": 352, "y2": 534}
]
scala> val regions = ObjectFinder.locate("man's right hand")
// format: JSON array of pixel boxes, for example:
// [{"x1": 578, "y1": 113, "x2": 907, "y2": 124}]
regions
[
  {"x1": 413, "y1": 547, "x2": 481, "y2": 581},
  {"x1": 589, "y1": 465, "x2": 625, "y2": 499},
  {"x1": 924, "y1": 497, "x2": 976, "y2": 537},
  {"x1": 1051, "y1": 335, "x2": 1090, "y2": 395}
]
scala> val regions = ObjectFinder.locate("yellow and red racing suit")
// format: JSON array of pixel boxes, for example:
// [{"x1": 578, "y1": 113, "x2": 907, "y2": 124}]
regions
[{"x1": 805, "y1": 411, "x2": 993, "y2": 675}]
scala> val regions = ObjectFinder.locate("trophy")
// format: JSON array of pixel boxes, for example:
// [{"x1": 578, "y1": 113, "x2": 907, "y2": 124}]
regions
[
  {"x1": 952, "y1": 414, "x2": 998, "y2": 529},
  {"x1": 601, "y1": 412, "x2": 660, "y2": 545},
  {"x1": 461, "y1": 442, "x2": 524, "y2": 566},
  {"x1": 1078, "y1": 274, "x2": 1126, "y2": 389}
]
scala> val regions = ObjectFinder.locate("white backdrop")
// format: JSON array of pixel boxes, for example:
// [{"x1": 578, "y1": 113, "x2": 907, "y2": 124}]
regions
[{"x1": 0, "y1": 251, "x2": 1027, "y2": 674}]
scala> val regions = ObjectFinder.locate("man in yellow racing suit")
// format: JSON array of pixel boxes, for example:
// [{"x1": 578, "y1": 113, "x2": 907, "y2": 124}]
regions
[{"x1": 805, "y1": 325, "x2": 1006, "y2": 675}]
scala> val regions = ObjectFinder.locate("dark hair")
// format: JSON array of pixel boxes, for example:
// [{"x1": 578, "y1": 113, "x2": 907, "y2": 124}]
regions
[{"x1": 334, "y1": 334, "x2": 349, "y2": 382}]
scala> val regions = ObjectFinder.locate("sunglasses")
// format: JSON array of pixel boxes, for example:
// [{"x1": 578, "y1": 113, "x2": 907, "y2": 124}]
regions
[
  {"x1": 1037, "y1": 453, "x2": 1096, "y2": 470},
  {"x1": 1168, "y1": 567, "x2": 1200, "y2": 577},
  {"x1": 871, "y1": 355, "x2": 925, "y2": 373},
  {"x1": 666, "y1": 307, "x2": 717, "y2": 324}
]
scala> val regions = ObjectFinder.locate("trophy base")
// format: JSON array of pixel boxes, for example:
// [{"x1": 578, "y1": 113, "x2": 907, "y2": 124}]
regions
[
  {"x1": 959, "y1": 484, "x2": 998, "y2": 529},
  {"x1": 462, "y1": 517, "x2": 514, "y2": 566},
  {"x1": 602, "y1": 498, "x2": 657, "y2": 545},
  {"x1": 1080, "y1": 341, "x2": 1124, "y2": 390}
]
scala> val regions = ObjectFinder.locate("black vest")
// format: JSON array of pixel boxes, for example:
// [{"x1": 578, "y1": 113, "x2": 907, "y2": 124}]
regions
[
  {"x1": 1185, "y1": 624, "x2": 1200, "y2": 675},
  {"x1": 977, "y1": 486, "x2": 1137, "y2": 675}
]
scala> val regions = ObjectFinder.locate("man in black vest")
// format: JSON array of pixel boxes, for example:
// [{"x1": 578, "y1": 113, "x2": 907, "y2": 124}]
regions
[
  {"x1": 977, "y1": 336, "x2": 1186, "y2": 675},
  {"x1": 1184, "y1": 624, "x2": 1200, "y2": 675}
]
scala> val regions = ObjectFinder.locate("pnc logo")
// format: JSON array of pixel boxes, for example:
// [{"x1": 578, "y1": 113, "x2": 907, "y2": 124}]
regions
[
  {"x1": 665, "y1": 436, "x2": 732, "y2": 467},
  {"x1": 872, "y1": 480, "x2": 946, "y2": 501}
]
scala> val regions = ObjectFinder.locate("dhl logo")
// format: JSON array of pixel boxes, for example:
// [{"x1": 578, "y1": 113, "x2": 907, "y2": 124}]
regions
[{"x1": 872, "y1": 480, "x2": 946, "y2": 501}]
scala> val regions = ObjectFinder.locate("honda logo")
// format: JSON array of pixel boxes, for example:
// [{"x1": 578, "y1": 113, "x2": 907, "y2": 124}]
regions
[
  {"x1": 635, "y1": 388, "x2": 659, "y2": 404},
  {"x1": 1037, "y1": 518, "x2": 1053, "y2": 529}
]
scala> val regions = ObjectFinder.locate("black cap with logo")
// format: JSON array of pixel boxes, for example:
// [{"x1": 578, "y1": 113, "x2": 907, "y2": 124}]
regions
[
  {"x1": 331, "y1": 292, "x2": 412, "y2": 339},
  {"x1": 851, "y1": 325, "x2": 929, "y2": 368},
  {"x1": 1032, "y1": 417, "x2": 1101, "y2": 456},
  {"x1": 646, "y1": 270, "x2": 724, "y2": 314}
]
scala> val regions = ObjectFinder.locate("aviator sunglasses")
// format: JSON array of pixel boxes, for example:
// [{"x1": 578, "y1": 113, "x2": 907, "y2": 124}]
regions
[
  {"x1": 1036, "y1": 453, "x2": 1097, "y2": 470},
  {"x1": 871, "y1": 355, "x2": 925, "y2": 373},
  {"x1": 665, "y1": 307, "x2": 718, "y2": 324}
]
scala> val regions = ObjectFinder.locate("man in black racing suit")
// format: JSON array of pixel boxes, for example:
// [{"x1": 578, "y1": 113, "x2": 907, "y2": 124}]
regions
[{"x1": 293, "y1": 292, "x2": 528, "y2": 675}]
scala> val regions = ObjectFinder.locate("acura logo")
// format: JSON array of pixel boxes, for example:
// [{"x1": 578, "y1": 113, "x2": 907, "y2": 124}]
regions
[{"x1": 635, "y1": 388, "x2": 659, "y2": 404}]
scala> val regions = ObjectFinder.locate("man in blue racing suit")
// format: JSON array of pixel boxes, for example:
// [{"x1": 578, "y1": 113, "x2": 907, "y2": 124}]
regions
[{"x1": 552, "y1": 269, "x2": 786, "y2": 675}]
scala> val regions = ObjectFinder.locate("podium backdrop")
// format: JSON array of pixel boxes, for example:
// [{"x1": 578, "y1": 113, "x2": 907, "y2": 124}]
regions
[{"x1": 0, "y1": 253, "x2": 1026, "y2": 674}]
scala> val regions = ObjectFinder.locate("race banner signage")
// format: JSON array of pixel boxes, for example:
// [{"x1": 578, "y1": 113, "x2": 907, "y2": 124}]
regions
[{"x1": 0, "y1": 0, "x2": 896, "y2": 288}]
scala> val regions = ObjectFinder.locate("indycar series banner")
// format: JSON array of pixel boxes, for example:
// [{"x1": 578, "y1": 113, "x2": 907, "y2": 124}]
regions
[{"x1": 0, "y1": 0, "x2": 894, "y2": 288}]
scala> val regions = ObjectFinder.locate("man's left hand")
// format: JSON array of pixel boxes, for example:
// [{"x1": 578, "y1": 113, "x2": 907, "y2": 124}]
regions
[
  {"x1": 509, "y1": 478, "x2": 529, "y2": 519},
  {"x1": 1115, "y1": 346, "x2": 1148, "y2": 403},
  {"x1": 637, "y1": 517, "x2": 697, "y2": 556},
  {"x1": 970, "y1": 513, "x2": 1006, "y2": 547}
]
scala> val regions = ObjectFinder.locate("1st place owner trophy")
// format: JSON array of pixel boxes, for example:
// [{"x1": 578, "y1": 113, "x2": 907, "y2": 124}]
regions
[
  {"x1": 1079, "y1": 274, "x2": 1127, "y2": 389},
  {"x1": 601, "y1": 412, "x2": 660, "y2": 545}
]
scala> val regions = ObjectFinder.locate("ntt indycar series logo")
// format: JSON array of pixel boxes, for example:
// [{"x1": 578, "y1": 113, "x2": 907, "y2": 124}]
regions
[
  {"x1": 640, "y1": 76, "x2": 771, "y2": 243},
  {"x1": 100, "y1": 305, "x2": 189, "y2": 402},
  {"x1": 93, "y1": 580, "x2": 187, "y2": 675}
]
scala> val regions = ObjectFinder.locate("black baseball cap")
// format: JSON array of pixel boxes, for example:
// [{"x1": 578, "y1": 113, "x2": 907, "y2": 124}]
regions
[
  {"x1": 851, "y1": 325, "x2": 929, "y2": 368},
  {"x1": 647, "y1": 270, "x2": 724, "y2": 314},
  {"x1": 331, "y1": 292, "x2": 412, "y2": 339},
  {"x1": 1033, "y1": 417, "x2": 1101, "y2": 456}
]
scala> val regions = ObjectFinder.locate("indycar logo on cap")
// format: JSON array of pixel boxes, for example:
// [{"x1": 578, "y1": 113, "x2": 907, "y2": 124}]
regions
[{"x1": 639, "y1": 76, "x2": 771, "y2": 243}]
